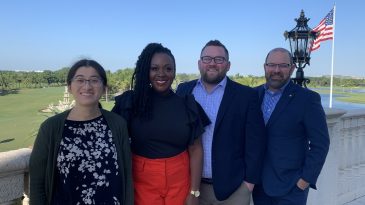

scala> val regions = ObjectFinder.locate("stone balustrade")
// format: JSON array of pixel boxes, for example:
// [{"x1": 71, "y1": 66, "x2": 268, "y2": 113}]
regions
[
  {"x1": 307, "y1": 109, "x2": 365, "y2": 204},
  {"x1": 337, "y1": 110, "x2": 365, "y2": 204},
  {"x1": 0, "y1": 148, "x2": 31, "y2": 205},
  {"x1": 1, "y1": 109, "x2": 365, "y2": 205}
]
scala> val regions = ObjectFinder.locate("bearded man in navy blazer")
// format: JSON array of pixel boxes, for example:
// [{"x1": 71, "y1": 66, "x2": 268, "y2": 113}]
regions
[
  {"x1": 176, "y1": 40, "x2": 266, "y2": 205},
  {"x1": 252, "y1": 48, "x2": 330, "y2": 205}
]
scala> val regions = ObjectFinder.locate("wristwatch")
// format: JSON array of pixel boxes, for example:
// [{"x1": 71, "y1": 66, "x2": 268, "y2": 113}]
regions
[{"x1": 190, "y1": 190, "x2": 200, "y2": 197}]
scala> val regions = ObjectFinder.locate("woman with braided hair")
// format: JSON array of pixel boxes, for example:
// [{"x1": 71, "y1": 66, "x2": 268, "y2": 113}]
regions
[{"x1": 112, "y1": 43, "x2": 209, "y2": 205}]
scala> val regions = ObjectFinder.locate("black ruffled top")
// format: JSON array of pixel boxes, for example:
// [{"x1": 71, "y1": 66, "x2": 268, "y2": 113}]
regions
[{"x1": 112, "y1": 89, "x2": 210, "y2": 158}]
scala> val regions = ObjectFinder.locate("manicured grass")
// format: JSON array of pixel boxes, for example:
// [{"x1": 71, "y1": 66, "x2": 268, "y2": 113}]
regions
[
  {"x1": 0, "y1": 87, "x2": 64, "y2": 152},
  {"x1": 100, "y1": 101, "x2": 115, "y2": 111},
  {"x1": 0, "y1": 87, "x2": 114, "y2": 152},
  {"x1": 336, "y1": 93, "x2": 365, "y2": 104}
]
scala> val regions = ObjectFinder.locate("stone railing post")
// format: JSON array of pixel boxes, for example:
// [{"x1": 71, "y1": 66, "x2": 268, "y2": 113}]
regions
[
  {"x1": 0, "y1": 148, "x2": 32, "y2": 205},
  {"x1": 307, "y1": 108, "x2": 346, "y2": 205}
]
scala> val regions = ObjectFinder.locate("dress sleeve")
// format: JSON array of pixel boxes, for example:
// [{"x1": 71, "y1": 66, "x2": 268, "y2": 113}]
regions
[
  {"x1": 111, "y1": 90, "x2": 134, "y2": 124},
  {"x1": 183, "y1": 94, "x2": 211, "y2": 145}
]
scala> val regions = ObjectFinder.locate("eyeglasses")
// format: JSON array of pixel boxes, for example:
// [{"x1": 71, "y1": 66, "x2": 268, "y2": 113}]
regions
[
  {"x1": 72, "y1": 77, "x2": 103, "y2": 87},
  {"x1": 265, "y1": 63, "x2": 291, "y2": 69},
  {"x1": 200, "y1": 56, "x2": 227, "y2": 64}
]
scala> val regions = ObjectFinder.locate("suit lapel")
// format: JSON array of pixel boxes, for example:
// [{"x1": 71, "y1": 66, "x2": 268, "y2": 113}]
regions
[
  {"x1": 266, "y1": 81, "x2": 297, "y2": 128},
  {"x1": 257, "y1": 85, "x2": 265, "y2": 105},
  {"x1": 214, "y1": 78, "x2": 236, "y2": 133},
  {"x1": 187, "y1": 80, "x2": 198, "y2": 94}
]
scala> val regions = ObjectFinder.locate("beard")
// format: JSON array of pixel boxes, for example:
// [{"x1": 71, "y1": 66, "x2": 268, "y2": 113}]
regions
[
  {"x1": 200, "y1": 67, "x2": 227, "y2": 85},
  {"x1": 201, "y1": 73, "x2": 226, "y2": 85},
  {"x1": 266, "y1": 73, "x2": 290, "y2": 90}
]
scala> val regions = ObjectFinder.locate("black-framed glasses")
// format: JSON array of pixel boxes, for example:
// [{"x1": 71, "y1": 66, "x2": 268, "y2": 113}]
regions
[
  {"x1": 200, "y1": 56, "x2": 227, "y2": 64},
  {"x1": 265, "y1": 63, "x2": 291, "y2": 69},
  {"x1": 72, "y1": 77, "x2": 103, "y2": 87}
]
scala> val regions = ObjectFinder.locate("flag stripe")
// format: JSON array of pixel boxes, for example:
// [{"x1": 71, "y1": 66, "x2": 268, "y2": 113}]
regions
[{"x1": 310, "y1": 8, "x2": 334, "y2": 51}]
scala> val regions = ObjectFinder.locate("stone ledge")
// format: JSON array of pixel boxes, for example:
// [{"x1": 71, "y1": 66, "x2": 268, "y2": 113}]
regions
[
  {"x1": 0, "y1": 148, "x2": 31, "y2": 174},
  {"x1": 0, "y1": 148, "x2": 31, "y2": 204}
]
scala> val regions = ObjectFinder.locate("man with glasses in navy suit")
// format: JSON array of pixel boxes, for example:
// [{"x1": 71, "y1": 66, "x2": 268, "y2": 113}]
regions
[
  {"x1": 252, "y1": 47, "x2": 330, "y2": 205},
  {"x1": 176, "y1": 40, "x2": 266, "y2": 205}
]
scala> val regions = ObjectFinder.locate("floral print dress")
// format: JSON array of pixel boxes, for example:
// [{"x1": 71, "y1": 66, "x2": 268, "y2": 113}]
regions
[{"x1": 52, "y1": 116, "x2": 122, "y2": 205}]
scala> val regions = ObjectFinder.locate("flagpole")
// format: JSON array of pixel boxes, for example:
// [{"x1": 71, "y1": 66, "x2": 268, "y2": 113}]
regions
[{"x1": 329, "y1": 4, "x2": 336, "y2": 108}]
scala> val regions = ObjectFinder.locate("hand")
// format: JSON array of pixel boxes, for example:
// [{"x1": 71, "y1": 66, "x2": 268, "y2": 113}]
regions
[
  {"x1": 296, "y1": 178, "x2": 309, "y2": 190},
  {"x1": 244, "y1": 181, "x2": 255, "y2": 192},
  {"x1": 185, "y1": 194, "x2": 199, "y2": 205}
]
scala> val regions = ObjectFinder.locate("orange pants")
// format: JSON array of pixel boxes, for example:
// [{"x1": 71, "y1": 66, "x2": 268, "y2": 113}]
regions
[{"x1": 132, "y1": 151, "x2": 190, "y2": 205}]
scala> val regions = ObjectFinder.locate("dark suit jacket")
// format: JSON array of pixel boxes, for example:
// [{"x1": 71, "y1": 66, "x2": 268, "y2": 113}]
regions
[
  {"x1": 256, "y1": 81, "x2": 330, "y2": 197},
  {"x1": 176, "y1": 78, "x2": 266, "y2": 200}
]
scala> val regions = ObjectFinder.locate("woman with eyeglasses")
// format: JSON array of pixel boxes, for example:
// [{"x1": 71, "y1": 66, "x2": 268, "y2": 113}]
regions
[
  {"x1": 29, "y1": 59, "x2": 133, "y2": 205},
  {"x1": 112, "y1": 43, "x2": 210, "y2": 205}
]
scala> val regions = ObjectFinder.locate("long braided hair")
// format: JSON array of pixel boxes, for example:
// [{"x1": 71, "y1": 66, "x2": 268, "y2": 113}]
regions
[{"x1": 131, "y1": 43, "x2": 176, "y2": 119}]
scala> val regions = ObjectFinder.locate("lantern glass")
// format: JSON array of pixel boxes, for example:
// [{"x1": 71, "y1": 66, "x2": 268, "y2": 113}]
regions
[
  {"x1": 297, "y1": 37, "x2": 306, "y2": 59},
  {"x1": 284, "y1": 10, "x2": 317, "y2": 87},
  {"x1": 306, "y1": 32, "x2": 316, "y2": 59}
]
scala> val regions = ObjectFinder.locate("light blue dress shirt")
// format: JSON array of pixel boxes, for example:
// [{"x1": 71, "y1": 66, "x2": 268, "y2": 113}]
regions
[
  {"x1": 262, "y1": 81, "x2": 290, "y2": 124},
  {"x1": 192, "y1": 77, "x2": 227, "y2": 179}
]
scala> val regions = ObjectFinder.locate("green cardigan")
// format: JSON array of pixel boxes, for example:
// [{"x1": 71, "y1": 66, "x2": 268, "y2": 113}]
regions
[{"x1": 29, "y1": 109, "x2": 133, "y2": 205}]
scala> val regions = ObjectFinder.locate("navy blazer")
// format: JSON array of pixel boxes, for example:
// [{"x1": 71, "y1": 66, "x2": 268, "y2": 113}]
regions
[
  {"x1": 176, "y1": 78, "x2": 266, "y2": 200},
  {"x1": 256, "y1": 81, "x2": 330, "y2": 197}
]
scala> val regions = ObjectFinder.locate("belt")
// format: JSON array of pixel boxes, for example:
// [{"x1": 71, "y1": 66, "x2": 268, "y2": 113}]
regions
[{"x1": 201, "y1": 178, "x2": 213, "y2": 184}]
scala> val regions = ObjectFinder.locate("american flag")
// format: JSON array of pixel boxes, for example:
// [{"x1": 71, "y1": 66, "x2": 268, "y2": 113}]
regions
[{"x1": 311, "y1": 9, "x2": 334, "y2": 51}]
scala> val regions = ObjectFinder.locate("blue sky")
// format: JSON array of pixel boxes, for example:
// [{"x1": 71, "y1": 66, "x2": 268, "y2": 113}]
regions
[{"x1": 0, "y1": 0, "x2": 363, "y2": 77}]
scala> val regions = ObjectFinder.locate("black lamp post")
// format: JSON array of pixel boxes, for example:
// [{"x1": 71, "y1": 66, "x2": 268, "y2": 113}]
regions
[{"x1": 284, "y1": 10, "x2": 318, "y2": 87}]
